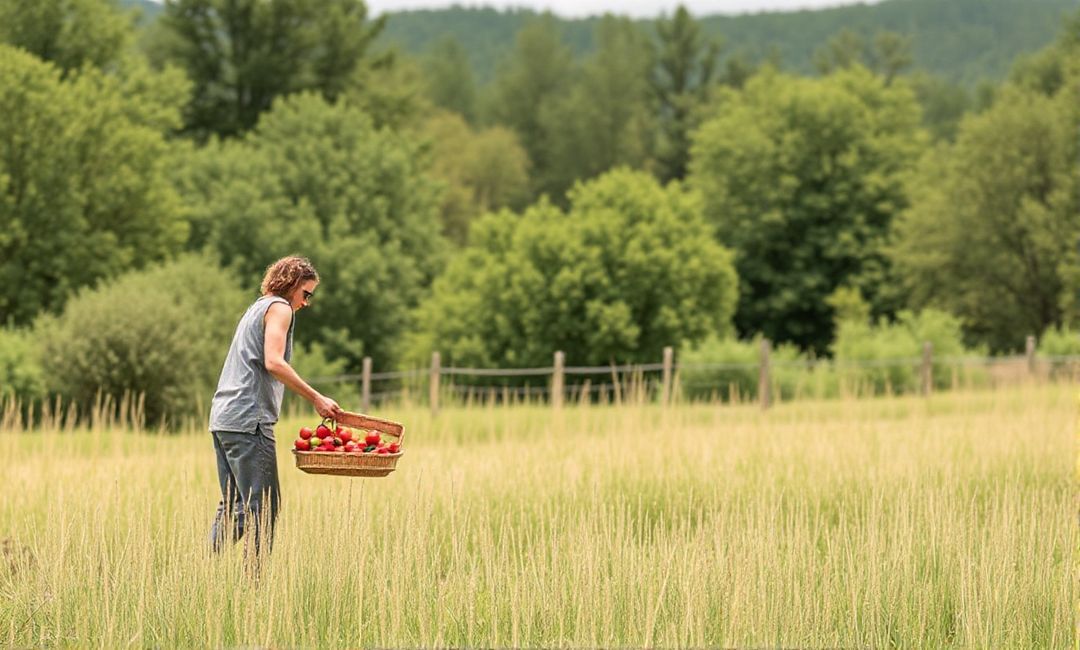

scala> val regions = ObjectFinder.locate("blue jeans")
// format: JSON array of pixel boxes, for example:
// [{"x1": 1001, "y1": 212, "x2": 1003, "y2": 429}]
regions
[{"x1": 209, "y1": 426, "x2": 280, "y2": 556}]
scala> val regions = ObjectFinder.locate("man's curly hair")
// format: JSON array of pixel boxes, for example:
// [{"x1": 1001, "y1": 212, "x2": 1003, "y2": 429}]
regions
[{"x1": 260, "y1": 256, "x2": 319, "y2": 297}]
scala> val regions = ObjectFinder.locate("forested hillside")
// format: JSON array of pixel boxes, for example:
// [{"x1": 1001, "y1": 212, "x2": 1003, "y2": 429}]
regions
[
  {"x1": 120, "y1": 0, "x2": 1070, "y2": 84},
  {"x1": 380, "y1": 0, "x2": 1072, "y2": 84}
]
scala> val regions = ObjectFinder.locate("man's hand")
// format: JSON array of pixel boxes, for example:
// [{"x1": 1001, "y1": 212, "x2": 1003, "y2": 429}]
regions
[{"x1": 314, "y1": 394, "x2": 341, "y2": 419}]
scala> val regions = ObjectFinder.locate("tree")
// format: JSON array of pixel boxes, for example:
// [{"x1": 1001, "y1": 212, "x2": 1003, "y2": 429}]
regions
[
  {"x1": 907, "y1": 72, "x2": 972, "y2": 141},
  {"x1": 172, "y1": 93, "x2": 446, "y2": 367},
  {"x1": 537, "y1": 15, "x2": 656, "y2": 201},
  {"x1": 890, "y1": 83, "x2": 1078, "y2": 351},
  {"x1": 688, "y1": 67, "x2": 926, "y2": 353},
  {"x1": 403, "y1": 169, "x2": 738, "y2": 368},
  {"x1": 485, "y1": 14, "x2": 574, "y2": 198},
  {"x1": 422, "y1": 36, "x2": 477, "y2": 122},
  {"x1": 652, "y1": 5, "x2": 720, "y2": 182},
  {"x1": 156, "y1": 0, "x2": 385, "y2": 138},
  {"x1": 0, "y1": 45, "x2": 189, "y2": 326},
  {"x1": 813, "y1": 29, "x2": 912, "y2": 83},
  {"x1": 342, "y1": 48, "x2": 430, "y2": 131},
  {"x1": 420, "y1": 111, "x2": 530, "y2": 245},
  {"x1": 0, "y1": 0, "x2": 133, "y2": 72}
]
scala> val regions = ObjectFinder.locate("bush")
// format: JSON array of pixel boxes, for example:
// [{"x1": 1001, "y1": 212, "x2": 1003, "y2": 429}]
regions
[
  {"x1": 1037, "y1": 326, "x2": 1080, "y2": 376},
  {"x1": 1038, "y1": 326, "x2": 1080, "y2": 356},
  {"x1": 679, "y1": 335, "x2": 821, "y2": 402},
  {"x1": 832, "y1": 308, "x2": 982, "y2": 394},
  {"x1": 0, "y1": 327, "x2": 46, "y2": 406},
  {"x1": 36, "y1": 255, "x2": 250, "y2": 427}
]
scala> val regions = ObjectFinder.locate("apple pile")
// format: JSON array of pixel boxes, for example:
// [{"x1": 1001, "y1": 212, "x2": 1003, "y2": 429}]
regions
[{"x1": 293, "y1": 422, "x2": 401, "y2": 455}]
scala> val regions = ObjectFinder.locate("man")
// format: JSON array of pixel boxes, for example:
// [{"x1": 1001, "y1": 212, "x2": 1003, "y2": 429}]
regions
[{"x1": 208, "y1": 255, "x2": 341, "y2": 558}]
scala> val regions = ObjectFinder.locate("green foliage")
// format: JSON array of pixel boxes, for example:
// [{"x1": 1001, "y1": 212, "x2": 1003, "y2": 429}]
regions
[
  {"x1": 35, "y1": 255, "x2": 250, "y2": 426},
  {"x1": 0, "y1": 327, "x2": 46, "y2": 405},
  {"x1": 172, "y1": 92, "x2": 446, "y2": 368},
  {"x1": 1037, "y1": 326, "x2": 1080, "y2": 377},
  {"x1": 484, "y1": 14, "x2": 574, "y2": 198},
  {"x1": 890, "y1": 83, "x2": 1078, "y2": 351},
  {"x1": 338, "y1": 49, "x2": 431, "y2": 132},
  {"x1": 812, "y1": 29, "x2": 913, "y2": 83},
  {"x1": 689, "y1": 66, "x2": 925, "y2": 353},
  {"x1": 537, "y1": 15, "x2": 657, "y2": 201},
  {"x1": 833, "y1": 309, "x2": 978, "y2": 394},
  {"x1": 421, "y1": 36, "x2": 477, "y2": 122},
  {"x1": 155, "y1": 0, "x2": 386, "y2": 137},
  {"x1": 404, "y1": 169, "x2": 737, "y2": 369},
  {"x1": 0, "y1": 0, "x2": 133, "y2": 71},
  {"x1": 420, "y1": 111, "x2": 530, "y2": 245},
  {"x1": 679, "y1": 335, "x2": 820, "y2": 402},
  {"x1": 0, "y1": 45, "x2": 189, "y2": 326},
  {"x1": 652, "y1": 6, "x2": 720, "y2": 182},
  {"x1": 907, "y1": 72, "x2": 972, "y2": 141}
]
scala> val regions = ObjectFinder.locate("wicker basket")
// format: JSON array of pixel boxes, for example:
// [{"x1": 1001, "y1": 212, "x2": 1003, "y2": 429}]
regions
[{"x1": 292, "y1": 410, "x2": 405, "y2": 478}]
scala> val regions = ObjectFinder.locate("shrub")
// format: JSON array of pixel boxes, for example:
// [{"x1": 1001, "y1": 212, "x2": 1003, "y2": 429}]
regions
[
  {"x1": 1037, "y1": 326, "x2": 1080, "y2": 376},
  {"x1": 36, "y1": 255, "x2": 249, "y2": 427},
  {"x1": 832, "y1": 308, "x2": 982, "y2": 394},
  {"x1": 679, "y1": 335, "x2": 816, "y2": 402},
  {"x1": 0, "y1": 327, "x2": 46, "y2": 406}
]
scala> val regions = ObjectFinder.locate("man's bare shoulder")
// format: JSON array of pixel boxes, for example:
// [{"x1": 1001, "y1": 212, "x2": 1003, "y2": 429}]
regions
[{"x1": 264, "y1": 299, "x2": 292, "y2": 326}]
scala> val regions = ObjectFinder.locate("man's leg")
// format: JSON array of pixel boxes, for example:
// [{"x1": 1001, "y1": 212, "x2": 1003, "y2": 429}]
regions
[
  {"x1": 213, "y1": 428, "x2": 281, "y2": 557},
  {"x1": 209, "y1": 431, "x2": 244, "y2": 553}
]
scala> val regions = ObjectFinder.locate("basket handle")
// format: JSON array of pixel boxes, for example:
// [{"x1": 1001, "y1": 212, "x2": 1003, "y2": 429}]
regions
[{"x1": 334, "y1": 409, "x2": 406, "y2": 445}]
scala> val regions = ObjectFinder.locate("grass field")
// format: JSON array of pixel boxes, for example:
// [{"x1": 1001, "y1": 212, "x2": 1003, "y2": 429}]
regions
[{"x1": 0, "y1": 383, "x2": 1074, "y2": 648}]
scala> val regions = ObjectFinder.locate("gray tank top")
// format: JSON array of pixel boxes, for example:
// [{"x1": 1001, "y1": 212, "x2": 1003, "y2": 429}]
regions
[{"x1": 208, "y1": 295, "x2": 294, "y2": 433}]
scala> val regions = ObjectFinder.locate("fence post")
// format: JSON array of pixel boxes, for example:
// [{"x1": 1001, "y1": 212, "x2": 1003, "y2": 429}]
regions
[
  {"x1": 921, "y1": 341, "x2": 933, "y2": 396},
  {"x1": 430, "y1": 351, "x2": 441, "y2": 416},
  {"x1": 1025, "y1": 335, "x2": 1036, "y2": 375},
  {"x1": 361, "y1": 356, "x2": 372, "y2": 412},
  {"x1": 661, "y1": 346, "x2": 673, "y2": 407},
  {"x1": 552, "y1": 350, "x2": 565, "y2": 410},
  {"x1": 759, "y1": 338, "x2": 772, "y2": 410}
]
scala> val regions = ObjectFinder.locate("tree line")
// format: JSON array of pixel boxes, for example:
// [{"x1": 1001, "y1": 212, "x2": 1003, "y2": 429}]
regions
[{"x1": 0, "y1": 0, "x2": 1077, "y2": 424}]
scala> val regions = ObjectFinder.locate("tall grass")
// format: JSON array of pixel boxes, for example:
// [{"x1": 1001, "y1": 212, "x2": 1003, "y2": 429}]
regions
[{"x1": 0, "y1": 384, "x2": 1073, "y2": 647}]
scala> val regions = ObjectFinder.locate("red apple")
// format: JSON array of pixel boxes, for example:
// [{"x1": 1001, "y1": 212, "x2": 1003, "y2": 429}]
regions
[
  {"x1": 316, "y1": 424, "x2": 333, "y2": 438},
  {"x1": 339, "y1": 429, "x2": 353, "y2": 444},
  {"x1": 387, "y1": 443, "x2": 400, "y2": 453},
  {"x1": 294, "y1": 439, "x2": 311, "y2": 451},
  {"x1": 364, "y1": 433, "x2": 381, "y2": 446},
  {"x1": 299, "y1": 427, "x2": 314, "y2": 440}
]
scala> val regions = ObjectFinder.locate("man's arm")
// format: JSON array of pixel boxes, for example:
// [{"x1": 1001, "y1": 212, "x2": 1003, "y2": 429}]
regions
[{"x1": 264, "y1": 302, "x2": 340, "y2": 418}]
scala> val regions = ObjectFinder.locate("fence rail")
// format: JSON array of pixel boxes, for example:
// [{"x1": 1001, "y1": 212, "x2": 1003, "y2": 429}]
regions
[{"x1": 301, "y1": 334, "x2": 1073, "y2": 415}]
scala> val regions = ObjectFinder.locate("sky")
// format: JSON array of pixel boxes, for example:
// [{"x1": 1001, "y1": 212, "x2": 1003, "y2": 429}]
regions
[{"x1": 364, "y1": 0, "x2": 882, "y2": 19}]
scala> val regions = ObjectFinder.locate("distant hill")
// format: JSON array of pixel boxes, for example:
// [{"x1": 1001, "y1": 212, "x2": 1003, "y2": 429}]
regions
[
  {"x1": 120, "y1": 0, "x2": 1073, "y2": 86},
  {"x1": 378, "y1": 0, "x2": 1075, "y2": 86}
]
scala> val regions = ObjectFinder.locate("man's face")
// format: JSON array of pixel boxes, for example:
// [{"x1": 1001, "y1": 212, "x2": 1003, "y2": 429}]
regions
[{"x1": 289, "y1": 279, "x2": 318, "y2": 311}]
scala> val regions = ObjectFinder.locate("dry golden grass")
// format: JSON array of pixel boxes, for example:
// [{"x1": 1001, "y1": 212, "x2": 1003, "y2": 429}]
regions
[{"x1": 0, "y1": 383, "x2": 1074, "y2": 647}]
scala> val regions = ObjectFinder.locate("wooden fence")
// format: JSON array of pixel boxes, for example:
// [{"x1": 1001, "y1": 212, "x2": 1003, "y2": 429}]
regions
[{"x1": 305, "y1": 335, "x2": 1065, "y2": 416}]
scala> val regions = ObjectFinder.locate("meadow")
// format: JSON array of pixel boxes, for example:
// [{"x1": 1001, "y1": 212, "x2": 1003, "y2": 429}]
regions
[{"x1": 0, "y1": 383, "x2": 1074, "y2": 648}]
